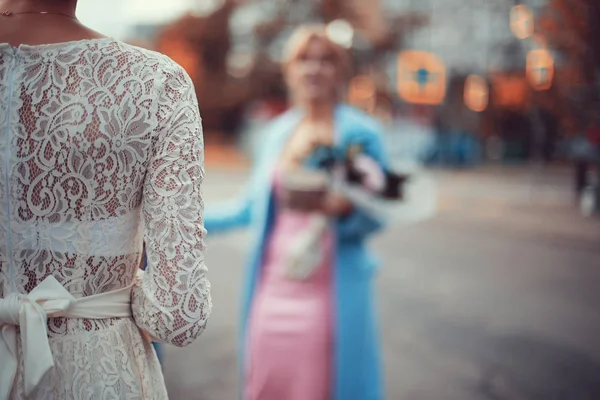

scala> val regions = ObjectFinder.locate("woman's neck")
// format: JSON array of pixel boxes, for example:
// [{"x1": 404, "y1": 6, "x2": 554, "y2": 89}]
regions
[
  {"x1": 301, "y1": 100, "x2": 335, "y2": 122},
  {"x1": 0, "y1": 0, "x2": 76, "y2": 14}
]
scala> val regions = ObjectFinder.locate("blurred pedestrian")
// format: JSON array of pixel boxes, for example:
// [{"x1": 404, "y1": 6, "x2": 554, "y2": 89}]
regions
[
  {"x1": 574, "y1": 117, "x2": 600, "y2": 199},
  {"x1": 0, "y1": 0, "x2": 211, "y2": 398},
  {"x1": 206, "y1": 25, "x2": 387, "y2": 400}
]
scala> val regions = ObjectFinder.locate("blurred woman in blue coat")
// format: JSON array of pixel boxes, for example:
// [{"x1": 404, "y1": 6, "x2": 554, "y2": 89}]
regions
[{"x1": 205, "y1": 25, "x2": 388, "y2": 400}]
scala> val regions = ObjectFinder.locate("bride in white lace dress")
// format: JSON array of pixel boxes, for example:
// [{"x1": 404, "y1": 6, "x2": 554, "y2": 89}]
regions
[{"x1": 0, "y1": 1, "x2": 211, "y2": 399}]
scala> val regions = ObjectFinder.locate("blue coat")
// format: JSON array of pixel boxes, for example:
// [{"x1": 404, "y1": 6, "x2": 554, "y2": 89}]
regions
[{"x1": 205, "y1": 104, "x2": 388, "y2": 400}]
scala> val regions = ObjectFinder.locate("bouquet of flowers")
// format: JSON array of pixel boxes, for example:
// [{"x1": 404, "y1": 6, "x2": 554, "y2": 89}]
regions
[
  {"x1": 281, "y1": 141, "x2": 433, "y2": 280},
  {"x1": 306, "y1": 143, "x2": 409, "y2": 202}
]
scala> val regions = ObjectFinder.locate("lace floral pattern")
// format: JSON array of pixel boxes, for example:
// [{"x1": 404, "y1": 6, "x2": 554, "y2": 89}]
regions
[{"x1": 0, "y1": 38, "x2": 210, "y2": 399}]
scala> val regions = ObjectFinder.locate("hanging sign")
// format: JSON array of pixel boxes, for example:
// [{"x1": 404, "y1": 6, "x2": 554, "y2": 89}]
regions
[{"x1": 397, "y1": 51, "x2": 446, "y2": 105}]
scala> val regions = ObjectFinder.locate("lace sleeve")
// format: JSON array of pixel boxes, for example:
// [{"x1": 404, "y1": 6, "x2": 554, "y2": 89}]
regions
[{"x1": 131, "y1": 60, "x2": 211, "y2": 347}]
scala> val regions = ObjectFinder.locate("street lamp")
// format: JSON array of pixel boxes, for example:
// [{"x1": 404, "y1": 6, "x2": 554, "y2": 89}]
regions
[
  {"x1": 526, "y1": 48, "x2": 554, "y2": 90},
  {"x1": 348, "y1": 75, "x2": 376, "y2": 112},
  {"x1": 326, "y1": 19, "x2": 354, "y2": 49},
  {"x1": 464, "y1": 75, "x2": 489, "y2": 112},
  {"x1": 510, "y1": 4, "x2": 534, "y2": 40}
]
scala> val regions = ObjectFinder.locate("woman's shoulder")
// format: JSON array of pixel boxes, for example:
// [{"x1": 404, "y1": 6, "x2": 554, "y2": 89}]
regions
[
  {"x1": 109, "y1": 41, "x2": 191, "y2": 81},
  {"x1": 337, "y1": 104, "x2": 384, "y2": 139},
  {"x1": 261, "y1": 108, "x2": 302, "y2": 140}
]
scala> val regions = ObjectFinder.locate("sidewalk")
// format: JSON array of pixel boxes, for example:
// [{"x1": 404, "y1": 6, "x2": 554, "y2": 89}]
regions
[
  {"x1": 431, "y1": 166, "x2": 600, "y2": 252},
  {"x1": 434, "y1": 165, "x2": 575, "y2": 209}
]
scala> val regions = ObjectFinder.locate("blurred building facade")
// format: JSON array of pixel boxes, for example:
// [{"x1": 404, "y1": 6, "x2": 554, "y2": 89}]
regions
[{"x1": 81, "y1": 0, "x2": 599, "y2": 164}]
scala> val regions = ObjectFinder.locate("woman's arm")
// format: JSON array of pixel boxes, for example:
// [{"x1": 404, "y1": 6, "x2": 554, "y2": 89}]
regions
[
  {"x1": 132, "y1": 62, "x2": 211, "y2": 347},
  {"x1": 204, "y1": 127, "x2": 280, "y2": 234},
  {"x1": 204, "y1": 193, "x2": 253, "y2": 234}
]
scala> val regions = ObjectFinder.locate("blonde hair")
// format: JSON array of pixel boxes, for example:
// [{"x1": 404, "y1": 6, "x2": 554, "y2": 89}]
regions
[{"x1": 282, "y1": 24, "x2": 350, "y2": 78}]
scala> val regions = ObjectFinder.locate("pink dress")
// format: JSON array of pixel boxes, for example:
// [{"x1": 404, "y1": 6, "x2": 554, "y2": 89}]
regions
[{"x1": 244, "y1": 171, "x2": 334, "y2": 400}]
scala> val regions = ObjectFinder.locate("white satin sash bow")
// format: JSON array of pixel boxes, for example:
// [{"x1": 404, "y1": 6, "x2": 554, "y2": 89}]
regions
[{"x1": 0, "y1": 276, "x2": 132, "y2": 399}]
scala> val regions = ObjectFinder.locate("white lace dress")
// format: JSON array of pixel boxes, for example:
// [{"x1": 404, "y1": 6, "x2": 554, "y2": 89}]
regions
[{"x1": 0, "y1": 38, "x2": 211, "y2": 399}]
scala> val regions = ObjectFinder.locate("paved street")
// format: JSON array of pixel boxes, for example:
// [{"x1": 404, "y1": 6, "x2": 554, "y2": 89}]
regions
[{"x1": 163, "y1": 166, "x2": 600, "y2": 400}]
